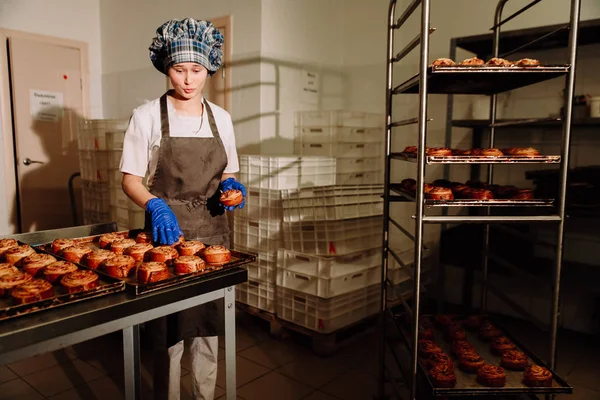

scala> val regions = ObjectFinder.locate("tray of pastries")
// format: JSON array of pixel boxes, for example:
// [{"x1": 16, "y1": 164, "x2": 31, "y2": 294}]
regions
[
  {"x1": 394, "y1": 57, "x2": 569, "y2": 95},
  {"x1": 0, "y1": 239, "x2": 125, "y2": 321},
  {"x1": 397, "y1": 314, "x2": 571, "y2": 396},
  {"x1": 36, "y1": 230, "x2": 256, "y2": 295},
  {"x1": 397, "y1": 146, "x2": 560, "y2": 164},
  {"x1": 392, "y1": 178, "x2": 553, "y2": 207}
]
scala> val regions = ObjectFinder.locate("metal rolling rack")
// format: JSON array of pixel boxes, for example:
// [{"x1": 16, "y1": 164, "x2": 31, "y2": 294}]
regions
[{"x1": 378, "y1": 1, "x2": 581, "y2": 399}]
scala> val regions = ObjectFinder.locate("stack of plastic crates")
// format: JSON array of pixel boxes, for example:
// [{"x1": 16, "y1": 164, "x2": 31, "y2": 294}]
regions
[
  {"x1": 78, "y1": 119, "x2": 145, "y2": 229},
  {"x1": 233, "y1": 155, "x2": 336, "y2": 313},
  {"x1": 294, "y1": 111, "x2": 384, "y2": 185}
]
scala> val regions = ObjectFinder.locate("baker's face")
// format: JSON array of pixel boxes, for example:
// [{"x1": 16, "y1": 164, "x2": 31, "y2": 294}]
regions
[{"x1": 167, "y1": 63, "x2": 208, "y2": 100}]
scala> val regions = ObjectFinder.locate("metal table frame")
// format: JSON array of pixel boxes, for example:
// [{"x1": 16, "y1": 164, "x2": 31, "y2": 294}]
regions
[{"x1": 0, "y1": 223, "x2": 245, "y2": 400}]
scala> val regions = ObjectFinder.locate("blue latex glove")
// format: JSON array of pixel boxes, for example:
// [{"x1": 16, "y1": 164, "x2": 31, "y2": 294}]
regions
[
  {"x1": 146, "y1": 198, "x2": 183, "y2": 245},
  {"x1": 220, "y1": 178, "x2": 246, "y2": 211}
]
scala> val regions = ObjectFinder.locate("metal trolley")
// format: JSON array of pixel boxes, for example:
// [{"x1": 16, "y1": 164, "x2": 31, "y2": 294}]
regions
[{"x1": 378, "y1": 0, "x2": 582, "y2": 399}]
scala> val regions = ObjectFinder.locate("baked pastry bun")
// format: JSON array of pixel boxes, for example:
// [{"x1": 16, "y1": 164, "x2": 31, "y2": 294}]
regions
[
  {"x1": 516, "y1": 58, "x2": 540, "y2": 66},
  {"x1": 504, "y1": 147, "x2": 540, "y2": 156},
  {"x1": 202, "y1": 245, "x2": 231, "y2": 265},
  {"x1": 61, "y1": 244, "x2": 93, "y2": 264},
  {"x1": 100, "y1": 255, "x2": 136, "y2": 278},
  {"x1": 512, "y1": 189, "x2": 534, "y2": 200},
  {"x1": 98, "y1": 233, "x2": 125, "y2": 249},
  {"x1": 501, "y1": 350, "x2": 529, "y2": 370},
  {"x1": 458, "y1": 351, "x2": 485, "y2": 372},
  {"x1": 44, "y1": 261, "x2": 78, "y2": 284},
  {"x1": 124, "y1": 243, "x2": 154, "y2": 262},
  {"x1": 82, "y1": 249, "x2": 116, "y2": 270},
  {"x1": 51, "y1": 238, "x2": 75, "y2": 254},
  {"x1": 148, "y1": 246, "x2": 179, "y2": 264},
  {"x1": 135, "y1": 231, "x2": 153, "y2": 244},
  {"x1": 0, "y1": 238, "x2": 18, "y2": 256},
  {"x1": 4, "y1": 245, "x2": 36, "y2": 265},
  {"x1": 110, "y1": 239, "x2": 136, "y2": 255},
  {"x1": 403, "y1": 146, "x2": 417, "y2": 154},
  {"x1": 21, "y1": 254, "x2": 57, "y2": 277},
  {"x1": 174, "y1": 255, "x2": 206, "y2": 275},
  {"x1": 430, "y1": 364, "x2": 457, "y2": 388},
  {"x1": 419, "y1": 326, "x2": 435, "y2": 340},
  {"x1": 445, "y1": 323, "x2": 467, "y2": 342},
  {"x1": 460, "y1": 57, "x2": 485, "y2": 66},
  {"x1": 477, "y1": 364, "x2": 506, "y2": 387},
  {"x1": 61, "y1": 270, "x2": 100, "y2": 293},
  {"x1": 491, "y1": 336, "x2": 516, "y2": 355},
  {"x1": 220, "y1": 190, "x2": 243, "y2": 207},
  {"x1": 0, "y1": 263, "x2": 19, "y2": 277},
  {"x1": 452, "y1": 340, "x2": 475, "y2": 358},
  {"x1": 523, "y1": 365, "x2": 553, "y2": 387},
  {"x1": 138, "y1": 262, "x2": 170, "y2": 284},
  {"x1": 428, "y1": 352, "x2": 454, "y2": 370},
  {"x1": 11, "y1": 279, "x2": 54, "y2": 304},
  {"x1": 427, "y1": 147, "x2": 453, "y2": 157},
  {"x1": 400, "y1": 178, "x2": 416, "y2": 193},
  {"x1": 487, "y1": 57, "x2": 514, "y2": 66},
  {"x1": 480, "y1": 148, "x2": 504, "y2": 157},
  {"x1": 495, "y1": 185, "x2": 519, "y2": 199},
  {"x1": 468, "y1": 189, "x2": 495, "y2": 200},
  {"x1": 177, "y1": 240, "x2": 206, "y2": 257},
  {"x1": 418, "y1": 339, "x2": 443, "y2": 358},
  {"x1": 427, "y1": 187, "x2": 454, "y2": 200},
  {"x1": 479, "y1": 322, "x2": 503, "y2": 341},
  {"x1": 431, "y1": 58, "x2": 455, "y2": 67},
  {"x1": 0, "y1": 270, "x2": 33, "y2": 297}
]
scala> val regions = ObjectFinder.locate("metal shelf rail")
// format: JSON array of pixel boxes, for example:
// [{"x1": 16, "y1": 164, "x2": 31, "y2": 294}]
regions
[{"x1": 379, "y1": 0, "x2": 581, "y2": 399}]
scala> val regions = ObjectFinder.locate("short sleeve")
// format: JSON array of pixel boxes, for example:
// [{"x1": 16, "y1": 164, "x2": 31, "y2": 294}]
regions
[
  {"x1": 120, "y1": 109, "x2": 151, "y2": 177},
  {"x1": 222, "y1": 113, "x2": 239, "y2": 173}
]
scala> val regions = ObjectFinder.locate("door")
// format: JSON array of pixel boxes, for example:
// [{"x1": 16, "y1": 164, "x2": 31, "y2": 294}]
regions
[{"x1": 8, "y1": 36, "x2": 84, "y2": 232}]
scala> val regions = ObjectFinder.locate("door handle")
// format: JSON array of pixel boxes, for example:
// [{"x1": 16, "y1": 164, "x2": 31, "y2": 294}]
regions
[{"x1": 23, "y1": 158, "x2": 44, "y2": 166}]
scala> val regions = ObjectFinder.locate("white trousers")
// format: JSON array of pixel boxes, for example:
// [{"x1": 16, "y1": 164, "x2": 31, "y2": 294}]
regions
[{"x1": 155, "y1": 336, "x2": 219, "y2": 400}]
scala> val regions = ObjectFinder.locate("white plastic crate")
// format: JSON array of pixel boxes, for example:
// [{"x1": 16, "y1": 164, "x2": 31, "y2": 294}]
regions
[
  {"x1": 281, "y1": 185, "x2": 383, "y2": 222},
  {"x1": 276, "y1": 284, "x2": 380, "y2": 333},
  {"x1": 233, "y1": 217, "x2": 282, "y2": 253},
  {"x1": 283, "y1": 216, "x2": 383, "y2": 256},
  {"x1": 236, "y1": 279, "x2": 276, "y2": 313},
  {"x1": 336, "y1": 157, "x2": 382, "y2": 174},
  {"x1": 294, "y1": 111, "x2": 383, "y2": 128},
  {"x1": 294, "y1": 141, "x2": 381, "y2": 159},
  {"x1": 294, "y1": 126, "x2": 383, "y2": 143},
  {"x1": 276, "y1": 248, "x2": 381, "y2": 298},
  {"x1": 239, "y1": 156, "x2": 336, "y2": 190},
  {"x1": 82, "y1": 180, "x2": 111, "y2": 224},
  {"x1": 110, "y1": 205, "x2": 145, "y2": 230},
  {"x1": 78, "y1": 150, "x2": 110, "y2": 183},
  {"x1": 336, "y1": 171, "x2": 383, "y2": 185},
  {"x1": 236, "y1": 188, "x2": 282, "y2": 221},
  {"x1": 78, "y1": 119, "x2": 128, "y2": 150},
  {"x1": 233, "y1": 246, "x2": 277, "y2": 284}
]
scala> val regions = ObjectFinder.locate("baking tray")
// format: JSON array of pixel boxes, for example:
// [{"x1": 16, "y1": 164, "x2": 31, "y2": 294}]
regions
[
  {"x1": 392, "y1": 152, "x2": 561, "y2": 165},
  {"x1": 390, "y1": 185, "x2": 554, "y2": 207},
  {"x1": 36, "y1": 230, "x2": 256, "y2": 295},
  {"x1": 0, "y1": 242, "x2": 125, "y2": 322},
  {"x1": 393, "y1": 65, "x2": 570, "y2": 95},
  {"x1": 392, "y1": 313, "x2": 572, "y2": 396}
]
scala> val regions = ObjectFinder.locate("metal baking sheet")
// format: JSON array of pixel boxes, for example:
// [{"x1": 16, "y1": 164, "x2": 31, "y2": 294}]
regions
[
  {"x1": 393, "y1": 314, "x2": 571, "y2": 396},
  {"x1": 36, "y1": 230, "x2": 256, "y2": 295},
  {"x1": 393, "y1": 152, "x2": 561, "y2": 165},
  {"x1": 0, "y1": 242, "x2": 125, "y2": 322},
  {"x1": 393, "y1": 65, "x2": 570, "y2": 95},
  {"x1": 390, "y1": 185, "x2": 554, "y2": 207}
]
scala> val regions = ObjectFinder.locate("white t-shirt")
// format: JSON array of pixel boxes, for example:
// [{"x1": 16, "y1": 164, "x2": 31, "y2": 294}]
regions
[{"x1": 119, "y1": 97, "x2": 239, "y2": 185}]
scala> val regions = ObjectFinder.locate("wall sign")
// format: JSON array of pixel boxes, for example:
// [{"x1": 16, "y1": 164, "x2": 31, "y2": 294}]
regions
[
  {"x1": 301, "y1": 70, "x2": 319, "y2": 105},
  {"x1": 30, "y1": 89, "x2": 64, "y2": 122}
]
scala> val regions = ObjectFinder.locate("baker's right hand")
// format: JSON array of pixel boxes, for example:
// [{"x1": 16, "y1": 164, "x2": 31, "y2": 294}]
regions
[{"x1": 145, "y1": 198, "x2": 182, "y2": 245}]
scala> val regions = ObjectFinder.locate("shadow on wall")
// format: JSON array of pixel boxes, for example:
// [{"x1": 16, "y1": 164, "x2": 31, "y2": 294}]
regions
[{"x1": 11, "y1": 106, "x2": 83, "y2": 233}]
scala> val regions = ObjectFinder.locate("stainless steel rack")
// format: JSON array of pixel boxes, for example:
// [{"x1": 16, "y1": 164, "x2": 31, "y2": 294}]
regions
[{"x1": 379, "y1": 0, "x2": 581, "y2": 399}]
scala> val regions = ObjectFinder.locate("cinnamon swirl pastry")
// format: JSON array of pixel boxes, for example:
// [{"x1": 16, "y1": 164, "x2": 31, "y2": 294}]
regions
[
  {"x1": 427, "y1": 147, "x2": 453, "y2": 157},
  {"x1": 460, "y1": 57, "x2": 485, "y2": 66},
  {"x1": 458, "y1": 351, "x2": 485, "y2": 373},
  {"x1": 11, "y1": 279, "x2": 54, "y2": 304},
  {"x1": 423, "y1": 183, "x2": 435, "y2": 195},
  {"x1": 4, "y1": 245, "x2": 36, "y2": 265},
  {"x1": 0, "y1": 270, "x2": 33, "y2": 296},
  {"x1": 203, "y1": 245, "x2": 231, "y2": 265},
  {"x1": 177, "y1": 240, "x2": 206, "y2": 257},
  {"x1": 51, "y1": 238, "x2": 75, "y2": 254},
  {"x1": 480, "y1": 148, "x2": 504, "y2": 157},
  {"x1": 136, "y1": 231, "x2": 153, "y2": 244},
  {"x1": 21, "y1": 254, "x2": 57, "y2": 277},
  {"x1": 0, "y1": 239, "x2": 18, "y2": 257},
  {"x1": 427, "y1": 187, "x2": 454, "y2": 200},
  {"x1": 402, "y1": 146, "x2": 417, "y2": 154},
  {"x1": 99, "y1": 233, "x2": 125, "y2": 249},
  {"x1": 101, "y1": 255, "x2": 136, "y2": 279},
  {"x1": 430, "y1": 364, "x2": 457, "y2": 388},
  {"x1": 0, "y1": 263, "x2": 18, "y2": 277},
  {"x1": 451, "y1": 340, "x2": 475, "y2": 358},
  {"x1": 477, "y1": 364, "x2": 506, "y2": 387},
  {"x1": 428, "y1": 352, "x2": 454, "y2": 370},
  {"x1": 174, "y1": 256, "x2": 206, "y2": 275},
  {"x1": 511, "y1": 189, "x2": 534, "y2": 200},
  {"x1": 431, "y1": 58, "x2": 456, "y2": 67},
  {"x1": 82, "y1": 249, "x2": 116, "y2": 270},
  {"x1": 418, "y1": 339, "x2": 444, "y2": 358},
  {"x1": 400, "y1": 178, "x2": 416, "y2": 193},
  {"x1": 220, "y1": 190, "x2": 243, "y2": 207},
  {"x1": 138, "y1": 262, "x2": 170, "y2": 284},
  {"x1": 516, "y1": 58, "x2": 540, "y2": 67},
  {"x1": 44, "y1": 261, "x2": 78, "y2": 284},
  {"x1": 504, "y1": 147, "x2": 540, "y2": 156},
  {"x1": 60, "y1": 270, "x2": 100, "y2": 293},
  {"x1": 479, "y1": 322, "x2": 503, "y2": 341},
  {"x1": 523, "y1": 365, "x2": 553, "y2": 387},
  {"x1": 491, "y1": 336, "x2": 516, "y2": 355},
  {"x1": 124, "y1": 243, "x2": 154, "y2": 262},
  {"x1": 501, "y1": 350, "x2": 529, "y2": 370},
  {"x1": 445, "y1": 323, "x2": 467, "y2": 342},
  {"x1": 110, "y1": 239, "x2": 136, "y2": 255},
  {"x1": 61, "y1": 244, "x2": 93, "y2": 264},
  {"x1": 467, "y1": 188, "x2": 495, "y2": 200},
  {"x1": 487, "y1": 57, "x2": 514, "y2": 67},
  {"x1": 148, "y1": 246, "x2": 179, "y2": 264}
]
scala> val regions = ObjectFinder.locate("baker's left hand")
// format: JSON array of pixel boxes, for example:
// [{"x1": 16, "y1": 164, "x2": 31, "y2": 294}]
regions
[{"x1": 220, "y1": 178, "x2": 246, "y2": 211}]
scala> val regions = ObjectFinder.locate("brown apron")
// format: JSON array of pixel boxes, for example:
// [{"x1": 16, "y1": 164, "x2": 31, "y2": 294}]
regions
[{"x1": 145, "y1": 93, "x2": 229, "y2": 352}]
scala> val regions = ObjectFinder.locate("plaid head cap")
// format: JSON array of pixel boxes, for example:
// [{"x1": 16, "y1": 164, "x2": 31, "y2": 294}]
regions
[{"x1": 149, "y1": 18, "x2": 224, "y2": 76}]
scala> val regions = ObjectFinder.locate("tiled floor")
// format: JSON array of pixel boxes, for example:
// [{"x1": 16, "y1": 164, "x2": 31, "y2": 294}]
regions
[{"x1": 0, "y1": 312, "x2": 598, "y2": 399}]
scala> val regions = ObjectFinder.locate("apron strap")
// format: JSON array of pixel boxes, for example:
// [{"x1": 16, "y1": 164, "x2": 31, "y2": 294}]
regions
[
  {"x1": 203, "y1": 100, "x2": 221, "y2": 139},
  {"x1": 159, "y1": 94, "x2": 170, "y2": 138}
]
